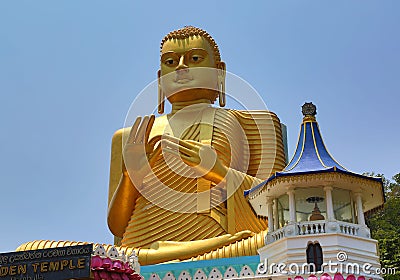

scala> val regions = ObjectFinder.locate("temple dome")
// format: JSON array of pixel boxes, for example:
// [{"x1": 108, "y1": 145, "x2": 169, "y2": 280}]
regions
[{"x1": 282, "y1": 102, "x2": 347, "y2": 173}]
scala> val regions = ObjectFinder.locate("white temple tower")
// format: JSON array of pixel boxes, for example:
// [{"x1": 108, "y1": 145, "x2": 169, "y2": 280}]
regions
[{"x1": 246, "y1": 103, "x2": 385, "y2": 280}]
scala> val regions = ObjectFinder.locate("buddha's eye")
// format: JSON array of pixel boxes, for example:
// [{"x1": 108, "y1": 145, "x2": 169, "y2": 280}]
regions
[
  {"x1": 190, "y1": 55, "x2": 203, "y2": 63},
  {"x1": 164, "y1": 58, "x2": 176, "y2": 66}
]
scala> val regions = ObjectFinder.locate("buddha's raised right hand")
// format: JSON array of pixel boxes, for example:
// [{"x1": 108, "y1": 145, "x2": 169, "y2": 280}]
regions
[
  {"x1": 123, "y1": 115, "x2": 162, "y2": 186},
  {"x1": 109, "y1": 115, "x2": 162, "y2": 237}
]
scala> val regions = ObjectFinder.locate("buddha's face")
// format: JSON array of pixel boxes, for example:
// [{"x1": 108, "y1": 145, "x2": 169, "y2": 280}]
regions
[{"x1": 159, "y1": 36, "x2": 224, "y2": 103}]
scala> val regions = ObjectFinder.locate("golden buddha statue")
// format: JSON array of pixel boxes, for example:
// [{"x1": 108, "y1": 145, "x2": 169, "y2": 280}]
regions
[{"x1": 17, "y1": 26, "x2": 286, "y2": 265}]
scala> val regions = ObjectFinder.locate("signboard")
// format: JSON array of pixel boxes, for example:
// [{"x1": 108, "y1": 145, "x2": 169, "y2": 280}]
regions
[{"x1": 0, "y1": 244, "x2": 92, "y2": 280}]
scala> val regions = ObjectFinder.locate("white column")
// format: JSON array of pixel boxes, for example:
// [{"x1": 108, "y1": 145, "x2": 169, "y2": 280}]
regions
[
  {"x1": 273, "y1": 198, "x2": 279, "y2": 230},
  {"x1": 354, "y1": 192, "x2": 366, "y2": 226},
  {"x1": 267, "y1": 197, "x2": 274, "y2": 232},
  {"x1": 351, "y1": 196, "x2": 356, "y2": 223},
  {"x1": 287, "y1": 189, "x2": 296, "y2": 223},
  {"x1": 324, "y1": 186, "x2": 335, "y2": 220}
]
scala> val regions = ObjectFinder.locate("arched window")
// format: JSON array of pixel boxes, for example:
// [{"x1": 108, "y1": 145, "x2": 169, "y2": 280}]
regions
[{"x1": 306, "y1": 242, "x2": 323, "y2": 272}]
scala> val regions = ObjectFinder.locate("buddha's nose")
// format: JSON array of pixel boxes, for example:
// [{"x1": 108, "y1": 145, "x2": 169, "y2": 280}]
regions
[{"x1": 175, "y1": 55, "x2": 188, "y2": 71}]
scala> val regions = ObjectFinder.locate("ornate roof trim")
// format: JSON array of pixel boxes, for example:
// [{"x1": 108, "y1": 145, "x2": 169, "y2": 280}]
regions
[{"x1": 245, "y1": 168, "x2": 383, "y2": 199}]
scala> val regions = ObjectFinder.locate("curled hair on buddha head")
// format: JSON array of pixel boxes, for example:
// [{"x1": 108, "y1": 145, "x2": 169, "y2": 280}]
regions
[{"x1": 160, "y1": 26, "x2": 222, "y2": 64}]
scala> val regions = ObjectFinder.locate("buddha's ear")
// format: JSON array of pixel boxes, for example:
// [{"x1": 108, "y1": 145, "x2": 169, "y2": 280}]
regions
[
  {"x1": 216, "y1": 62, "x2": 226, "y2": 107},
  {"x1": 157, "y1": 69, "x2": 164, "y2": 114},
  {"x1": 216, "y1": 61, "x2": 226, "y2": 78}
]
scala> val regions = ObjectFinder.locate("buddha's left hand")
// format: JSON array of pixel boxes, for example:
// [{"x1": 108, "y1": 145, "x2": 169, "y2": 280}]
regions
[{"x1": 161, "y1": 135, "x2": 228, "y2": 184}]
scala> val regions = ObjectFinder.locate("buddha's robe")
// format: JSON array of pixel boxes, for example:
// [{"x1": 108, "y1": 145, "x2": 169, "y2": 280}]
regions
[{"x1": 110, "y1": 106, "x2": 287, "y2": 254}]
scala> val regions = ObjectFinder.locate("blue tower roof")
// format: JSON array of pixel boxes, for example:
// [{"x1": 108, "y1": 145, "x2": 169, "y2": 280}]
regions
[
  {"x1": 282, "y1": 113, "x2": 347, "y2": 173},
  {"x1": 244, "y1": 102, "x2": 382, "y2": 198}
]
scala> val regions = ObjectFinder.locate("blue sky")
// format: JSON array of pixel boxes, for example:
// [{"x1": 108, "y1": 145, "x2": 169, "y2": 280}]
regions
[{"x1": 0, "y1": 1, "x2": 399, "y2": 253}]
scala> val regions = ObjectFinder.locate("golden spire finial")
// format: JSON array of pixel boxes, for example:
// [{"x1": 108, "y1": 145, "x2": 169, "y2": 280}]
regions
[{"x1": 302, "y1": 102, "x2": 317, "y2": 122}]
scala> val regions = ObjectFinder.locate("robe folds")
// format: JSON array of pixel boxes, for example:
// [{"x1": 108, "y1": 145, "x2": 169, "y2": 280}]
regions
[{"x1": 109, "y1": 106, "x2": 287, "y2": 252}]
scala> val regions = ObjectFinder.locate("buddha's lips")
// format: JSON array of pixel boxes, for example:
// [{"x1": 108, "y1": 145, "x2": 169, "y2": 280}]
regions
[
  {"x1": 174, "y1": 75, "x2": 193, "y2": 83},
  {"x1": 175, "y1": 78, "x2": 193, "y2": 84}
]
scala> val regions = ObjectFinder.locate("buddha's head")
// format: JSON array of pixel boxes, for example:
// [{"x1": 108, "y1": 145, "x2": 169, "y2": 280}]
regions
[{"x1": 158, "y1": 26, "x2": 226, "y2": 113}]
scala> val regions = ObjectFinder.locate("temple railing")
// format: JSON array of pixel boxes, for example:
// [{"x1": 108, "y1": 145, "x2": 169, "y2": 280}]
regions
[
  {"x1": 267, "y1": 220, "x2": 366, "y2": 244},
  {"x1": 337, "y1": 221, "x2": 359, "y2": 236},
  {"x1": 270, "y1": 227, "x2": 286, "y2": 242},
  {"x1": 298, "y1": 220, "x2": 326, "y2": 235}
]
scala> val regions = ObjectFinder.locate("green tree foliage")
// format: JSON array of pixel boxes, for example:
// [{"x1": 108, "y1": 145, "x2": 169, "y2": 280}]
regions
[{"x1": 365, "y1": 173, "x2": 400, "y2": 279}]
